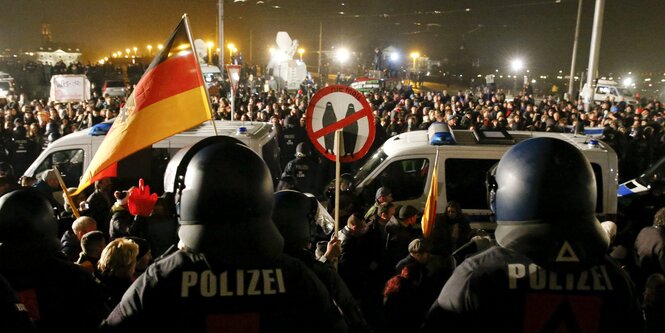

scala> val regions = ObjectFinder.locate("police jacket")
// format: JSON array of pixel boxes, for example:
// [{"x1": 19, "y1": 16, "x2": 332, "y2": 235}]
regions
[
  {"x1": 287, "y1": 247, "x2": 369, "y2": 333},
  {"x1": 0, "y1": 253, "x2": 108, "y2": 333},
  {"x1": 282, "y1": 157, "x2": 321, "y2": 196},
  {"x1": 103, "y1": 249, "x2": 345, "y2": 333},
  {"x1": 421, "y1": 246, "x2": 643, "y2": 332}
]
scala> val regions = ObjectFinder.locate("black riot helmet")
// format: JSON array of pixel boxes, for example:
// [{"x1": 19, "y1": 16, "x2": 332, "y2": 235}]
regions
[
  {"x1": 163, "y1": 136, "x2": 283, "y2": 266},
  {"x1": 490, "y1": 137, "x2": 609, "y2": 266},
  {"x1": 273, "y1": 190, "x2": 319, "y2": 250},
  {"x1": 295, "y1": 142, "x2": 311, "y2": 158},
  {"x1": 0, "y1": 189, "x2": 60, "y2": 260}
]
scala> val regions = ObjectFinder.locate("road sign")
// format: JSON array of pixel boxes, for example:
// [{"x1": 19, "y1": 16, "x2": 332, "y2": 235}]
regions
[
  {"x1": 306, "y1": 85, "x2": 375, "y2": 162},
  {"x1": 225, "y1": 64, "x2": 241, "y2": 93}
]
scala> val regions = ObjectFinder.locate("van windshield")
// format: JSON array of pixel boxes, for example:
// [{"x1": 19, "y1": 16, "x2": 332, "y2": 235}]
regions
[
  {"x1": 355, "y1": 149, "x2": 388, "y2": 185},
  {"x1": 616, "y1": 88, "x2": 633, "y2": 97}
]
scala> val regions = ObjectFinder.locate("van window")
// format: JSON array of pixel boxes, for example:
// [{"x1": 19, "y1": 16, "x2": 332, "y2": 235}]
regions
[
  {"x1": 445, "y1": 158, "x2": 500, "y2": 209},
  {"x1": 355, "y1": 149, "x2": 388, "y2": 185},
  {"x1": 596, "y1": 86, "x2": 611, "y2": 95},
  {"x1": 375, "y1": 158, "x2": 429, "y2": 201},
  {"x1": 34, "y1": 149, "x2": 84, "y2": 187}
]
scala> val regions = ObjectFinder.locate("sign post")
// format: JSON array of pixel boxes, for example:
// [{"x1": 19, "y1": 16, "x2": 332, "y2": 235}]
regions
[
  {"x1": 226, "y1": 64, "x2": 241, "y2": 120},
  {"x1": 306, "y1": 85, "x2": 375, "y2": 234}
]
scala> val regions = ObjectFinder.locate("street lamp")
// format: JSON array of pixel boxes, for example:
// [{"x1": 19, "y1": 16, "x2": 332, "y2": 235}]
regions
[
  {"x1": 335, "y1": 48, "x2": 350, "y2": 64},
  {"x1": 410, "y1": 52, "x2": 420, "y2": 72},
  {"x1": 125, "y1": 48, "x2": 131, "y2": 56},
  {"x1": 298, "y1": 48, "x2": 304, "y2": 62},
  {"x1": 157, "y1": 44, "x2": 163, "y2": 51},
  {"x1": 228, "y1": 43, "x2": 236, "y2": 63},
  {"x1": 510, "y1": 58, "x2": 524, "y2": 95},
  {"x1": 147, "y1": 44, "x2": 153, "y2": 57},
  {"x1": 206, "y1": 41, "x2": 214, "y2": 65},
  {"x1": 133, "y1": 47, "x2": 138, "y2": 57}
]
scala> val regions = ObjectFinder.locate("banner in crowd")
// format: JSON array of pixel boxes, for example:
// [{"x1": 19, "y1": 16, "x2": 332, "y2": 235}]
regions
[
  {"x1": 50, "y1": 74, "x2": 91, "y2": 102},
  {"x1": 74, "y1": 15, "x2": 211, "y2": 195}
]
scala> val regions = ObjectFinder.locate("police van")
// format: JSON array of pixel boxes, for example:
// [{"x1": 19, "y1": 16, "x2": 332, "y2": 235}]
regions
[
  {"x1": 352, "y1": 124, "x2": 619, "y2": 229},
  {"x1": 581, "y1": 79, "x2": 638, "y2": 105},
  {"x1": 23, "y1": 120, "x2": 281, "y2": 195}
]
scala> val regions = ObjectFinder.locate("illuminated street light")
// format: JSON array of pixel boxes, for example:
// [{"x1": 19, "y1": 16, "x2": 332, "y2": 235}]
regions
[
  {"x1": 622, "y1": 77, "x2": 633, "y2": 87},
  {"x1": 227, "y1": 43, "x2": 236, "y2": 63},
  {"x1": 335, "y1": 48, "x2": 350, "y2": 64},
  {"x1": 510, "y1": 58, "x2": 524, "y2": 72},
  {"x1": 112, "y1": 52, "x2": 117, "y2": 58},
  {"x1": 298, "y1": 48, "x2": 304, "y2": 62},
  {"x1": 125, "y1": 48, "x2": 131, "y2": 55},
  {"x1": 410, "y1": 52, "x2": 420, "y2": 72},
  {"x1": 157, "y1": 44, "x2": 164, "y2": 51},
  {"x1": 510, "y1": 58, "x2": 524, "y2": 95},
  {"x1": 133, "y1": 47, "x2": 138, "y2": 56},
  {"x1": 207, "y1": 41, "x2": 214, "y2": 65},
  {"x1": 147, "y1": 44, "x2": 153, "y2": 57},
  {"x1": 390, "y1": 52, "x2": 399, "y2": 62}
]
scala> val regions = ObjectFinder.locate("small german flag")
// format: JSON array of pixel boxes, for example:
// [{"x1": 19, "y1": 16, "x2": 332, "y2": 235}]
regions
[{"x1": 73, "y1": 15, "x2": 211, "y2": 195}]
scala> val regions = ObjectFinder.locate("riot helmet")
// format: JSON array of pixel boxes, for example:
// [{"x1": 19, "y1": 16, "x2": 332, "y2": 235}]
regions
[
  {"x1": 273, "y1": 190, "x2": 318, "y2": 249},
  {"x1": 0, "y1": 189, "x2": 60, "y2": 260},
  {"x1": 489, "y1": 137, "x2": 609, "y2": 266},
  {"x1": 295, "y1": 142, "x2": 311, "y2": 158},
  {"x1": 163, "y1": 136, "x2": 283, "y2": 266}
]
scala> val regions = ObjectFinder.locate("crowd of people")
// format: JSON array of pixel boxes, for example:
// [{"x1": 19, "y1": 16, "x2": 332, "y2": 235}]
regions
[{"x1": 1, "y1": 59, "x2": 665, "y2": 331}]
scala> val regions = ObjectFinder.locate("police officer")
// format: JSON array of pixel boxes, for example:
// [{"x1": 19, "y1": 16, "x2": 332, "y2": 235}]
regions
[
  {"x1": 273, "y1": 190, "x2": 369, "y2": 332},
  {"x1": 0, "y1": 188, "x2": 108, "y2": 332},
  {"x1": 277, "y1": 115, "x2": 307, "y2": 170},
  {"x1": 103, "y1": 137, "x2": 344, "y2": 332},
  {"x1": 422, "y1": 137, "x2": 643, "y2": 332},
  {"x1": 281, "y1": 142, "x2": 322, "y2": 197}
]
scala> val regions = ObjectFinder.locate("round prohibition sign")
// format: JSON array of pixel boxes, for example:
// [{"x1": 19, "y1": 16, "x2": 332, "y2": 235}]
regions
[{"x1": 305, "y1": 85, "x2": 375, "y2": 163}]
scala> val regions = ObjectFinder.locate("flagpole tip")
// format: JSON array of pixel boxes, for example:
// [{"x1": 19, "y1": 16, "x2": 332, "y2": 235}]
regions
[{"x1": 182, "y1": 13, "x2": 188, "y2": 19}]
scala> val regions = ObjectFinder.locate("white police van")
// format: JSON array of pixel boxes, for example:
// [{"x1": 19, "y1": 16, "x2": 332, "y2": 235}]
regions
[
  {"x1": 352, "y1": 124, "x2": 619, "y2": 229},
  {"x1": 23, "y1": 120, "x2": 281, "y2": 195},
  {"x1": 581, "y1": 79, "x2": 638, "y2": 105}
]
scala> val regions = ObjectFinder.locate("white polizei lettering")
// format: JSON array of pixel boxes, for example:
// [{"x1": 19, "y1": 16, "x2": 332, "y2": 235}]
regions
[
  {"x1": 200, "y1": 270, "x2": 217, "y2": 297},
  {"x1": 276, "y1": 269, "x2": 286, "y2": 293},
  {"x1": 576, "y1": 271, "x2": 591, "y2": 291},
  {"x1": 180, "y1": 269, "x2": 288, "y2": 297},
  {"x1": 247, "y1": 270, "x2": 261, "y2": 296},
  {"x1": 220, "y1": 271, "x2": 233, "y2": 296},
  {"x1": 263, "y1": 270, "x2": 277, "y2": 295},
  {"x1": 548, "y1": 271, "x2": 563, "y2": 290},
  {"x1": 181, "y1": 271, "x2": 198, "y2": 297},
  {"x1": 528, "y1": 264, "x2": 546, "y2": 290},
  {"x1": 600, "y1": 266, "x2": 614, "y2": 291},
  {"x1": 565, "y1": 273, "x2": 575, "y2": 290},
  {"x1": 507, "y1": 264, "x2": 615, "y2": 292},
  {"x1": 508, "y1": 264, "x2": 526, "y2": 289},
  {"x1": 590, "y1": 266, "x2": 606, "y2": 291},
  {"x1": 236, "y1": 269, "x2": 245, "y2": 296}
]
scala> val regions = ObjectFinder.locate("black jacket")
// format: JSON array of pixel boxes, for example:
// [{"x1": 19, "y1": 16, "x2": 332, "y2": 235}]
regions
[{"x1": 103, "y1": 249, "x2": 345, "y2": 333}]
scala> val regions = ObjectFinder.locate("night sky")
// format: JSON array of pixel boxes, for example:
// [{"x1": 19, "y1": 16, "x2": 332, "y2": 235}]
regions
[{"x1": 0, "y1": 0, "x2": 663, "y2": 74}]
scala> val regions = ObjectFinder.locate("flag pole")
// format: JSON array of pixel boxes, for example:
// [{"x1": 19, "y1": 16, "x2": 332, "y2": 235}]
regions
[
  {"x1": 333, "y1": 129, "x2": 343, "y2": 237},
  {"x1": 53, "y1": 167, "x2": 80, "y2": 219},
  {"x1": 182, "y1": 13, "x2": 219, "y2": 136}
]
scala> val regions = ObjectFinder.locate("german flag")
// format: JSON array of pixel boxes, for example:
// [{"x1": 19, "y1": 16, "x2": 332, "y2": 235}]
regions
[
  {"x1": 73, "y1": 16, "x2": 211, "y2": 195},
  {"x1": 421, "y1": 150, "x2": 439, "y2": 238}
]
